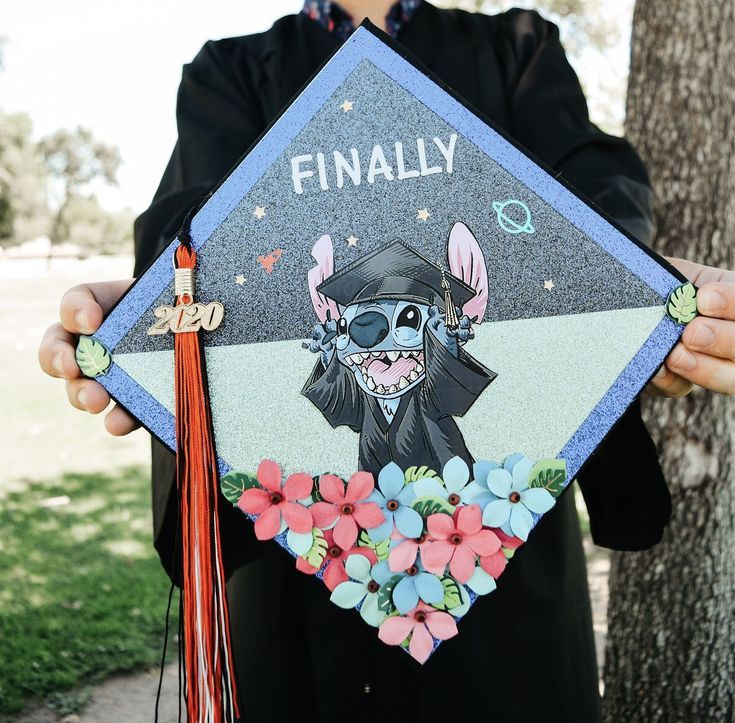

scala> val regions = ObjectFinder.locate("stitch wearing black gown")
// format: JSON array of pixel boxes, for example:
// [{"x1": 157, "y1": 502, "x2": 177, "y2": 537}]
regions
[{"x1": 134, "y1": 4, "x2": 672, "y2": 721}]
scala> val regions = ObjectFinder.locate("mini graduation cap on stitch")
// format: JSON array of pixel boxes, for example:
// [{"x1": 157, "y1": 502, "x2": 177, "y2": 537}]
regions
[
  {"x1": 317, "y1": 239, "x2": 476, "y2": 312},
  {"x1": 75, "y1": 19, "x2": 698, "y2": 684}
]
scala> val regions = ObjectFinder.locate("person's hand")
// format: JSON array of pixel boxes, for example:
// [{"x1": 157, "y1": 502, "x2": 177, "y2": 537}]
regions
[
  {"x1": 649, "y1": 258, "x2": 735, "y2": 397},
  {"x1": 38, "y1": 279, "x2": 141, "y2": 435}
]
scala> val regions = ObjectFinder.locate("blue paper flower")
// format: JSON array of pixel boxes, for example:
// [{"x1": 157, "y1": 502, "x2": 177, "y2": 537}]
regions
[
  {"x1": 329, "y1": 553, "x2": 388, "y2": 627},
  {"x1": 366, "y1": 462, "x2": 422, "y2": 541},
  {"x1": 480, "y1": 455, "x2": 555, "y2": 540},
  {"x1": 412, "y1": 456, "x2": 477, "y2": 506},
  {"x1": 372, "y1": 559, "x2": 444, "y2": 614}
]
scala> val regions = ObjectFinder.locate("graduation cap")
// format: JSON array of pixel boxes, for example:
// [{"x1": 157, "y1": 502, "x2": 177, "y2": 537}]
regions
[
  {"x1": 317, "y1": 239, "x2": 476, "y2": 313},
  {"x1": 73, "y1": 19, "x2": 693, "y2": 695}
]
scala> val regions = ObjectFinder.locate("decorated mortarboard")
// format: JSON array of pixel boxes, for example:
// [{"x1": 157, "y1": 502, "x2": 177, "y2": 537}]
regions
[{"x1": 75, "y1": 19, "x2": 698, "y2": 719}]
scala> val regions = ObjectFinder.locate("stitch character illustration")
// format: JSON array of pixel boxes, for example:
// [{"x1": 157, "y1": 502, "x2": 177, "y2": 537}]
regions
[
  {"x1": 258, "y1": 248, "x2": 283, "y2": 273},
  {"x1": 302, "y1": 222, "x2": 496, "y2": 473}
]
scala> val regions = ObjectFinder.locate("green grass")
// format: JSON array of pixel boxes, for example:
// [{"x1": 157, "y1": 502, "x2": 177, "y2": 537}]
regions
[{"x1": 0, "y1": 466, "x2": 177, "y2": 716}]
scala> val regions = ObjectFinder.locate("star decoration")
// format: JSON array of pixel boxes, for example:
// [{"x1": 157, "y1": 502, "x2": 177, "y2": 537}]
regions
[
  {"x1": 346, "y1": 235, "x2": 359, "y2": 247},
  {"x1": 416, "y1": 208, "x2": 431, "y2": 221},
  {"x1": 543, "y1": 279, "x2": 555, "y2": 291},
  {"x1": 254, "y1": 206, "x2": 266, "y2": 219},
  {"x1": 235, "y1": 274, "x2": 247, "y2": 285},
  {"x1": 340, "y1": 99, "x2": 354, "y2": 112}
]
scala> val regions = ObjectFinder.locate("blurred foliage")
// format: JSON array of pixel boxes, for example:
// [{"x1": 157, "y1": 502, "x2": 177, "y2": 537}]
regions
[
  {"x1": 0, "y1": 111, "x2": 50, "y2": 248},
  {"x1": 0, "y1": 50, "x2": 133, "y2": 256},
  {"x1": 39, "y1": 126, "x2": 123, "y2": 252},
  {"x1": 0, "y1": 466, "x2": 177, "y2": 715}
]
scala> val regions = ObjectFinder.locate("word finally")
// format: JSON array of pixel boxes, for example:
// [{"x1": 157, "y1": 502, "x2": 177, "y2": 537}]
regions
[{"x1": 290, "y1": 133, "x2": 458, "y2": 194}]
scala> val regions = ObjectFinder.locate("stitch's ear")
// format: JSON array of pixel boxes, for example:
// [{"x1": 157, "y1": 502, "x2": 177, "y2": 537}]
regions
[
  {"x1": 447, "y1": 222, "x2": 489, "y2": 324},
  {"x1": 308, "y1": 234, "x2": 340, "y2": 323}
]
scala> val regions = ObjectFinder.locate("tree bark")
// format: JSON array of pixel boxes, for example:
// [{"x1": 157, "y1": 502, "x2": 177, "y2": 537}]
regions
[{"x1": 603, "y1": 1, "x2": 735, "y2": 721}]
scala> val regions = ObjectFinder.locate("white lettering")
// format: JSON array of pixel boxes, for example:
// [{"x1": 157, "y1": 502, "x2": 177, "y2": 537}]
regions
[
  {"x1": 433, "y1": 133, "x2": 457, "y2": 174},
  {"x1": 333, "y1": 149, "x2": 361, "y2": 189},
  {"x1": 395, "y1": 141, "x2": 420, "y2": 180},
  {"x1": 417, "y1": 138, "x2": 442, "y2": 176},
  {"x1": 291, "y1": 154, "x2": 314, "y2": 194},
  {"x1": 367, "y1": 144, "x2": 395, "y2": 184}
]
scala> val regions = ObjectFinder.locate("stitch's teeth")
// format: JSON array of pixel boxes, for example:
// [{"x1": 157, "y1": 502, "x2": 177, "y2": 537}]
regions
[
  {"x1": 410, "y1": 350, "x2": 420, "y2": 358},
  {"x1": 400, "y1": 350, "x2": 411, "y2": 358},
  {"x1": 409, "y1": 370, "x2": 419, "y2": 382},
  {"x1": 376, "y1": 384, "x2": 386, "y2": 394},
  {"x1": 387, "y1": 351, "x2": 400, "y2": 362},
  {"x1": 398, "y1": 376, "x2": 409, "y2": 389},
  {"x1": 388, "y1": 384, "x2": 398, "y2": 393},
  {"x1": 416, "y1": 362, "x2": 424, "y2": 374},
  {"x1": 345, "y1": 355, "x2": 354, "y2": 366},
  {"x1": 367, "y1": 376, "x2": 376, "y2": 391},
  {"x1": 352, "y1": 353, "x2": 364, "y2": 363}
]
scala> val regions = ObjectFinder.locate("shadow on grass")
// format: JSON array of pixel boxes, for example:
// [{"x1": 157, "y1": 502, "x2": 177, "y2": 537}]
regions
[{"x1": 0, "y1": 466, "x2": 177, "y2": 716}]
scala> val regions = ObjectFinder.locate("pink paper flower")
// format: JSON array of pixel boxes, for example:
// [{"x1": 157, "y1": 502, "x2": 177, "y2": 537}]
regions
[
  {"x1": 310, "y1": 472, "x2": 385, "y2": 549},
  {"x1": 479, "y1": 528, "x2": 523, "y2": 578},
  {"x1": 378, "y1": 602, "x2": 458, "y2": 663},
  {"x1": 237, "y1": 459, "x2": 313, "y2": 540},
  {"x1": 421, "y1": 505, "x2": 501, "y2": 583},
  {"x1": 387, "y1": 530, "x2": 432, "y2": 573},
  {"x1": 295, "y1": 529, "x2": 377, "y2": 591}
]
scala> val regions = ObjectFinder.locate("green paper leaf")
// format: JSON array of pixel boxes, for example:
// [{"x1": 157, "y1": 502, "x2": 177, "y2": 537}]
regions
[
  {"x1": 220, "y1": 471, "x2": 259, "y2": 505},
  {"x1": 377, "y1": 574, "x2": 403, "y2": 615},
  {"x1": 528, "y1": 459, "x2": 567, "y2": 497},
  {"x1": 411, "y1": 495, "x2": 455, "y2": 518},
  {"x1": 667, "y1": 282, "x2": 697, "y2": 324},
  {"x1": 404, "y1": 465, "x2": 440, "y2": 483},
  {"x1": 357, "y1": 530, "x2": 391, "y2": 561},
  {"x1": 433, "y1": 575, "x2": 464, "y2": 611},
  {"x1": 302, "y1": 528, "x2": 328, "y2": 568},
  {"x1": 75, "y1": 336, "x2": 111, "y2": 378}
]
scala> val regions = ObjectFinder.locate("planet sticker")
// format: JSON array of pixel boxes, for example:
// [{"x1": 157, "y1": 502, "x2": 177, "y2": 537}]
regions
[{"x1": 492, "y1": 199, "x2": 535, "y2": 235}]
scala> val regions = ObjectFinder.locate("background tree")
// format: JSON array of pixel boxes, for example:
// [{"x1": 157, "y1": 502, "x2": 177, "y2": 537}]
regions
[
  {"x1": 604, "y1": 1, "x2": 735, "y2": 720},
  {"x1": 38, "y1": 126, "x2": 121, "y2": 254},
  {"x1": 0, "y1": 111, "x2": 49, "y2": 247}
]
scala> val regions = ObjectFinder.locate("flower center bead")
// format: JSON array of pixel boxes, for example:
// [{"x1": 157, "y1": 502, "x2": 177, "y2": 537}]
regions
[
  {"x1": 447, "y1": 493, "x2": 461, "y2": 505},
  {"x1": 450, "y1": 533, "x2": 463, "y2": 545},
  {"x1": 270, "y1": 492, "x2": 283, "y2": 505},
  {"x1": 386, "y1": 499, "x2": 399, "y2": 511},
  {"x1": 406, "y1": 565, "x2": 419, "y2": 577},
  {"x1": 414, "y1": 611, "x2": 427, "y2": 623},
  {"x1": 328, "y1": 545, "x2": 342, "y2": 558},
  {"x1": 509, "y1": 491, "x2": 521, "y2": 504},
  {"x1": 341, "y1": 503, "x2": 354, "y2": 515},
  {"x1": 417, "y1": 533, "x2": 427, "y2": 544},
  {"x1": 367, "y1": 580, "x2": 380, "y2": 593}
]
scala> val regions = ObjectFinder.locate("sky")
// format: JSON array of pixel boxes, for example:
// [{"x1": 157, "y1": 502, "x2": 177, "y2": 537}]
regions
[{"x1": 0, "y1": 1, "x2": 631, "y2": 215}]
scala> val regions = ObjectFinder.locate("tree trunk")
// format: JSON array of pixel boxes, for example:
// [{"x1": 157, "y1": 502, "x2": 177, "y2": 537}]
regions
[{"x1": 603, "y1": 1, "x2": 735, "y2": 721}]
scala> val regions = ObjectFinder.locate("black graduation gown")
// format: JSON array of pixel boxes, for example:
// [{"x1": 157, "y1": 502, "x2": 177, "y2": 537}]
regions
[
  {"x1": 303, "y1": 330, "x2": 496, "y2": 472},
  {"x1": 133, "y1": 5, "x2": 672, "y2": 721}
]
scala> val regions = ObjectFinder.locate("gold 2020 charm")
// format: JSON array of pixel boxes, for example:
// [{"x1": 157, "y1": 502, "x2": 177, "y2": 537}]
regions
[{"x1": 147, "y1": 301, "x2": 225, "y2": 335}]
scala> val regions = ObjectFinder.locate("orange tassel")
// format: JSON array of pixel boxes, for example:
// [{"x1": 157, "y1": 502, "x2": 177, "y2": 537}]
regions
[{"x1": 174, "y1": 242, "x2": 240, "y2": 722}]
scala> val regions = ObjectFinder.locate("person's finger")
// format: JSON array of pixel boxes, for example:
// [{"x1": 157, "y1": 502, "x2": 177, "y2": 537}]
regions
[
  {"x1": 667, "y1": 257, "x2": 735, "y2": 286},
  {"x1": 682, "y1": 316, "x2": 735, "y2": 361},
  {"x1": 65, "y1": 378, "x2": 111, "y2": 414},
  {"x1": 693, "y1": 282, "x2": 735, "y2": 321},
  {"x1": 666, "y1": 342, "x2": 735, "y2": 394},
  {"x1": 646, "y1": 364, "x2": 694, "y2": 398},
  {"x1": 59, "y1": 279, "x2": 134, "y2": 335},
  {"x1": 104, "y1": 404, "x2": 141, "y2": 436},
  {"x1": 38, "y1": 322, "x2": 82, "y2": 379}
]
